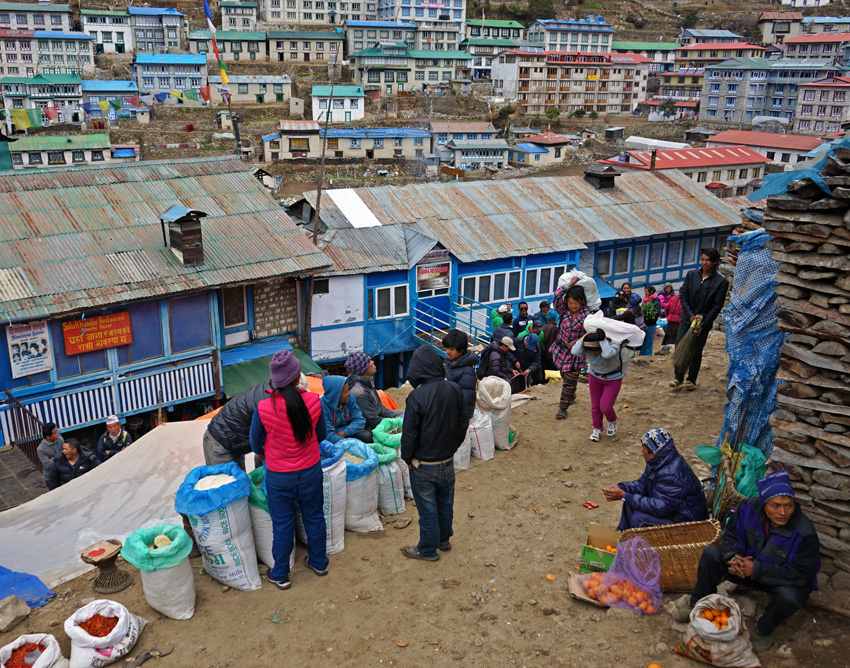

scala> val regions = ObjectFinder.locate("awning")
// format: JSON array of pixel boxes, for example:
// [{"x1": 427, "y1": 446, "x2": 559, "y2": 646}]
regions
[
  {"x1": 594, "y1": 276, "x2": 617, "y2": 299},
  {"x1": 221, "y1": 349, "x2": 324, "y2": 398}
]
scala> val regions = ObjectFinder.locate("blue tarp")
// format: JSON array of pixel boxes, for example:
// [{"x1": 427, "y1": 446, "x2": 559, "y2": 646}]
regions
[
  {"x1": 219, "y1": 336, "x2": 293, "y2": 366},
  {"x1": 0, "y1": 565, "x2": 55, "y2": 608},
  {"x1": 112, "y1": 148, "x2": 136, "y2": 158}
]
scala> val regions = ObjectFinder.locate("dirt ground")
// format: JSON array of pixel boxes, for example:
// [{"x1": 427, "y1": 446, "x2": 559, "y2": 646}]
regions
[{"x1": 2, "y1": 333, "x2": 845, "y2": 667}]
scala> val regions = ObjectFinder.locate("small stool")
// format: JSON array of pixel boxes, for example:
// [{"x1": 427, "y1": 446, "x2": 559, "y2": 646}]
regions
[{"x1": 80, "y1": 539, "x2": 133, "y2": 594}]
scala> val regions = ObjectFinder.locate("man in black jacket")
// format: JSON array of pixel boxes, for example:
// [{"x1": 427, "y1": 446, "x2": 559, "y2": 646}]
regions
[
  {"x1": 400, "y1": 345, "x2": 468, "y2": 562},
  {"x1": 204, "y1": 380, "x2": 272, "y2": 470},
  {"x1": 670, "y1": 247, "x2": 729, "y2": 391},
  {"x1": 46, "y1": 439, "x2": 98, "y2": 491},
  {"x1": 96, "y1": 415, "x2": 132, "y2": 462}
]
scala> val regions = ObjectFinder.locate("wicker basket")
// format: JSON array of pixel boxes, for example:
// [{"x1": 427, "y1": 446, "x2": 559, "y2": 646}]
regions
[
  {"x1": 620, "y1": 518, "x2": 722, "y2": 592},
  {"x1": 712, "y1": 458, "x2": 747, "y2": 526}
]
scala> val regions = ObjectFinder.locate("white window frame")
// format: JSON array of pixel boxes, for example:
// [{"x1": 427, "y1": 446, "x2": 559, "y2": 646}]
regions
[
  {"x1": 460, "y1": 269, "x2": 521, "y2": 305},
  {"x1": 667, "y1": 240, "x2": 682, "y2": 267},
  {"x1": 222, "y1": 285, "x2": 248, "y2": 328},
  {"x1": 524, "y1": 264, "x2": 569, "y2": 298},
  {"x1": 370, "y1": 284, "x2": 408, "y2": 319}
]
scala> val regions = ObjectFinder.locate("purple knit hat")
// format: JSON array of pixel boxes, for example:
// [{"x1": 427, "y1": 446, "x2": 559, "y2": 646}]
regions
[
  {"x1": 345, "y1": 352, "x2": 372, "y2": 377},
  {"x1": 757, "y1": 469, "x2": 795, "y2": 504},
  {"x1": 269, "y1": 350, "x2": 301, "y2": 389}
]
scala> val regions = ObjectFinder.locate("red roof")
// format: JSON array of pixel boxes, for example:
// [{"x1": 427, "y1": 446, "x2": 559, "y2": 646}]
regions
[
  {"x1": 759, "y1": 12, "x2": 803, "y2": 21},
  {"x1": 0, "y1": 29, "x2": 34, "y2": 38},
  {"x1": 600, "y1": 145, "x2": 770, "y2": 169},
  {"x1": 675, "y1": 42, "x2": 766, "y2": 51},
  {"x1": 707, "y1": 130, "x2": 821, "y2": 152},
  {"x1": 526, "y1": 129, "x2": 572, "y2": 145},
  {"x1": 640, "y1": 100, "x2": 697, "y2": 107},
  {"x1": 706, "y1": 182, "x2": 728, "y2": 188},
  {"x1": 802, "y1": 76, "x2": 850, "y2": 87},
  {"x1": 785, "y1": 32, "x2": 850, "y2": 43}
]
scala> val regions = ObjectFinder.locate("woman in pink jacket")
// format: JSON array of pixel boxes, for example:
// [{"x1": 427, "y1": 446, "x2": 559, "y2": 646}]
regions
[
  {"x1": 250, "y1": 350, "x2": 328, "y2": 590},
  {"x1": 662, "y1": 290, "x2": 683, "y2": 346},
  {"x1": 658, "y1": 283, "x2": 675, "y2": 316}
]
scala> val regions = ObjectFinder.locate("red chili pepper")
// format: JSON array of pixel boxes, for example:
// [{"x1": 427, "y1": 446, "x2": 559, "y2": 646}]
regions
[
  {"x1": 6, "y1": 643, "x2": 46, "y2": 668},
  {"x1": 79, "y1": 614, "x2": 119, "y2": 638}
]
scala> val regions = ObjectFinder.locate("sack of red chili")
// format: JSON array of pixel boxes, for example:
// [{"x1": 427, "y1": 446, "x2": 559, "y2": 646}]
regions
[
  {"x1": 0, "y1": 633, "x2": 68, "y2": 668},
  {"x1": 63, "y1": 600, "x2": 146, "y2": 668}
]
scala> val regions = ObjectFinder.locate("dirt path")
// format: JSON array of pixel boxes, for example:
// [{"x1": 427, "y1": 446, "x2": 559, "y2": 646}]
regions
[{"x1": 2, "y1": 334, "x2": 844, "y2": 667}]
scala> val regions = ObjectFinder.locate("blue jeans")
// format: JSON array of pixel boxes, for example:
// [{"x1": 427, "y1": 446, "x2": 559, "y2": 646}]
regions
[
  {"x1": 639, "y1": 325, "x2": 656, "y2": 356},
  {"x1": 410, "y1": 460, "x2": 455, "y2": 556},
  {"x1": 617, "y1": 503, "x2": 676, "y2": 531},
  {"x1": 265, "y1": 462, "x2": 328, "y2": 579}
]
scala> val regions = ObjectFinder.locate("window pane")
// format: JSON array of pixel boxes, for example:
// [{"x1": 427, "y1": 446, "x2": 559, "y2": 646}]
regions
[
  {"x1": 667, "y1": 240, "x2": 682, "y2": 266},
  {"x1": 377, "y1": 287, "x2": 391, "y2": 318},
  {"x1": 462, "y1": 278, "x2": 475, "y2": 303},
  {"x1": 632, "y1": 245, "x2": 648, "y2": 272},
  {"x1": 552, "y1": 266, "x2": 565, "y2": 293},
  {"x1": 394, "y1": 285, "x2": 408, "y2": 315},
  {"x1": 649, "y1": 243, "x2": 665, "y2": 269},
  {"x1": 539, "y1": 268, "x2": 551, "y2": 295},
  {"x1": 508, "y1": 271, "x2": 520, "y2": 299},
  {"x1": 526, "y1": 269, "x2": 537, "y2": 296},
  {"x1": 51, "y1": 320, "x2": 108, "y2": 379},
  {"x1": 367, "y1": 289, "x2": 374, "y2": 319},
  {"x1": 478, "y1": 275, "x2": 491, "y2": 303},
  {"x1": 703, "y1": 236, "x2": 716, "y2": 248},
  {"x1": 493, "y1": 274, "x2": 506, "y2": 301},
  {"x1": 170, "y1": 293, "x2": 211, "y2": 353},
  {"x1": 117, "y1": 301, "x2": 163, "y2": 365},
  {"x1": 684, "y1": 239, "x2": 699, "y2": 264},
  {"x1": 222, "y1": 286, "x2": 246, "y2": 327},
  {"x1": 614, "y1": 248, "x2": 630, "y2": 275}
]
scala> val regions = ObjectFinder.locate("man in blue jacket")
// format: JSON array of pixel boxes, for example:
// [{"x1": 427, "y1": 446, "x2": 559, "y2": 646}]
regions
[
  {"x1": 674, "y1": 469, "x2": 820, "y2": 653},
  {"x1": 321, "y1": 375, "x2": 369, "y2": 443},
  {"x1": 602, "y1": 428, "x2": 708, "y2": 529}
]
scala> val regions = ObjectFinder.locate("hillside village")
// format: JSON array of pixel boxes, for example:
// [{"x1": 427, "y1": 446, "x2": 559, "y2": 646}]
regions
[{"x1": 1, "y1": 1, "x2": 850, "y2": 667}]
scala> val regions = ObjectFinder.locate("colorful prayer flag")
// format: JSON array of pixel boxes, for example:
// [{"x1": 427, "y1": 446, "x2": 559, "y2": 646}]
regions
[
  {"x1": 199, "y1": 86, "x2": 211, "y2": 102},
  {"x1": 26, "y1": 108, "x2": 43, "y2": 129},
  {"x1": 153, "y1": 93, "x2": 169, "y2": 103},
  {"x1": 98, "y1": 100, "x2": 110, "y2": 116},
  {"x1": 109, "y1": 99, "x2": 123, "y2": 110},
  {"x1": 80, "y1": 103, "x2": 93, "y2": 113},
  {"x1": 170, "y1": 91, "x2": 184, "y2": 101},
  {"x1": 140, "y1": 94, "x2": 156, "y2": 105},
  {"x1": 11, "y1": 109, "x2": 31, "y2": 130},
  {"x1": 43, "y1": 106, "x2": 59, "y2": 121},
  {"x1": 124, "y1": 96, "x2": 140, "y2": 107},
  {"x1": 183, "y1": 89, "x2": 199, "y2": 101}
]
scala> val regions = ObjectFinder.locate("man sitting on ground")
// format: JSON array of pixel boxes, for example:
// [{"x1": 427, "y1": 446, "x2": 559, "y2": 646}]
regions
[
  {"x1": 602, "y1": 428, "x2": 708, "y2": 530},
  {"x1": 674, "y1": 469, "x2": 820, "y2": 653},
  {"x1": 346, "y1": 353, "x2": 402, "y2": 435},
  {"x1": 96, "y1": 415, "x2": 132, "y2": 462},
  {"x1": 321, "y1": 375, "x2": 370, "y2": 443},
  {"x1": 46, "y1": 438, "x2": 98, "y2": 491}
]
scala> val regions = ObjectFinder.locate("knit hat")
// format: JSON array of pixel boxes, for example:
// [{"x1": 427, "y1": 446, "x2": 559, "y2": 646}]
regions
[
  {"x1": 345, "y1": 352, "x2": 372, "y2": 377},
  {"x1": 641, "y1": 428, "x2": 673, "y2": 454},
  {"x1": 757, "y1": 469, "x2": 795, "y2": 504},
  {"x1": 583, "y1": 328, "x2": 606, "y2": 349},
  {"x1": 105, "y1": 415, "x2": 120, "y2": 425},
  {"x1": 500, "y1": 336, "x2": 516, "y2": 351},
  {"x1": 269, "y1": 350, "x2": 302, "y2": 389}
]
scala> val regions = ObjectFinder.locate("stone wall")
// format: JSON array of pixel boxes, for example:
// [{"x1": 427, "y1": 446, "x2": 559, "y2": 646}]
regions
[{"x1": 253, "y1": 277, "x2": 299, "y2": 344}]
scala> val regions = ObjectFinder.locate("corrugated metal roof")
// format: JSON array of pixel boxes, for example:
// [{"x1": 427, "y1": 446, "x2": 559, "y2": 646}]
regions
[
  {"x1": 32, "y1": 31, "x2": 91, "y2": 40},
  {"x1": 303, "y1": 171, "x2": 740, "y2": 271},
  {"x1": 135, "y1": 54, "x2": 204, "y2": 65},
  {"x1": 0, "y1": 266, "x2": 33, "y2": 302},
  {"x1": 0, "y1": 156, "x2": 329, "y2": 320},
  {"x1": 81, "y1": 80, "x2": 138, "y2": 92},
  {"x1": 0, "y1": 3, "x2": 70, "y2": 11},
  {"x1": 429, "y1": 121, "x2": 496, "y2": 134},
  {"x1": 446, "y1": 139, "x2": 509, "y2": 150},
  {"x1": 512, "y1": 144, "x2": 549, "y2": 154},
  {"x1": 322, "y1": 128, "x2": 430, "y2": 138},
  {"x1": 209, "y1": 74, "x2": 291, "y2": 84},
  {"x1": 267, "y1": 30, "x2": 344, "y2": 40},
  {"x1": 280, "y1": 120, "x2": 320, "y2": 131},
  {"x1": 312, "y1": 85, "x2": 364, "y2": 97},
  {"x1": 10, "y1": 134, "x2": 111, "y2": 152}
]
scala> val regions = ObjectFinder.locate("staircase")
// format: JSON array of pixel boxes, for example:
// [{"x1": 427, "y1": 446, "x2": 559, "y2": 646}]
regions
[{"x1": 410, "y1": 293, "x2": 493, "y2": 357}]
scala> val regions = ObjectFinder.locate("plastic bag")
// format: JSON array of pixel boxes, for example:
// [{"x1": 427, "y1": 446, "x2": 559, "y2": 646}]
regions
[
  {"x1": 675, "y1": 594, "x2": 761, "y2": 667},
  {"x1": 0, "y1": 634, "x2": 68, "y2": 668},
  {"x1": 120, "y1": 523, "x2": 195, "y2": 620},
  {"x1": 247, "y1": 467, "x2": 295, "y2": 570},
  {"x1": 585, "y1": 537, "x2": 662, "y2": 614},
  {"x1": 297, "y1": 441, "x2": 347, "y2": 554},
  {"x1": 583, "y1": 311, "x2": 645, "y2": 348},
  {"x1": 467, "y1": 408, "x2": 495, "y2": 461},
  {"x1": 341, "y1": 439, "x2": 382, "y2": 532},
  {"x1": 398, "y1": 456, "x2": 413, "y2": 498},
  {"x1": 453, "y1": 434, "x2": 471, "y2": 471},
  {"x1": 477, "y1": 377, "x2": 512, "y2": 450},
  {"x1": 695, "y1": 445, "x2": 767, "y2": 500},
  {"x1": 64, "y1": 600, "x2": 147, "y2": 668},
  {"x1": 376, "y1": 459, "x2": 406, "y2": 514},
  {"x1": 558, "y1": 269, "x2": 602, "y2": 312},
  {"x1": 174, "y1": 463, "x2": 261, "y2": 591},
  {"x1": 372, "y1": 417, "x2": 403, "y2": 448}
]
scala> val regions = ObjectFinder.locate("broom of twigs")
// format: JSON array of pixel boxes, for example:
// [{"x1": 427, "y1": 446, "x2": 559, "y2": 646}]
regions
[{"x1": 673, "y1": 315, "x2": 703, "y2": 378}]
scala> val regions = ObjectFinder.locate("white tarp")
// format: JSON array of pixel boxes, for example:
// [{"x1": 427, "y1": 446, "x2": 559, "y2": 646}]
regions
[
  {"x1": 327, "y1": 188, "x2": 382, "y2": 228},
  {"x1": 0, "y1": 421, "x2": 208, "y2": 589}
]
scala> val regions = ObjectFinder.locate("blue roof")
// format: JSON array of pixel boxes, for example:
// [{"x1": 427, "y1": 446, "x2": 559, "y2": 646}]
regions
[
  {"x1": 535, "y1": 15, "x2": 613, "y2": 31},
  {"x1": 513, "y1": 143, "x2": 549, "y2": 154},
  {"x1": 322, "y1": 128, "x2": 430, "y2": 139},
  {"x1": 81, "y1": 80, "x2": 138, "y2": 92},
  {"x1": 128, "y1": 7, "x2": 185, "y2": 16},
  {"x1": 344, "y1": 20, "x2": 416, "y2": 28},
  {"x1": 135, "y1": 54, "x2": 205, "y2": 65},
  {"x1": 682, "y1": 29, "x2": 741, "y2": 37},
  {"x1": 263, "y1": 133, "x2": 281, "y2": 142},
  {"x1": 33, "y1": 31, "x2": 92, "y2": 40},
  {"x1": 802, "y1": 16, "x2": 850, "y2": 23}
]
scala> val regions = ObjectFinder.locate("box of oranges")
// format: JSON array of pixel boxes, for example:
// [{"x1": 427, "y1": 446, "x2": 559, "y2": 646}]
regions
[{"x1": 579, "y1": 523, "x2": 620, "y2": 573}]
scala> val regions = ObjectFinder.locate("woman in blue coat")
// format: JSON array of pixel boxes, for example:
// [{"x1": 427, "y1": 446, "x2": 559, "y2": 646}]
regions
[
  {"x1": 602, "y1": 428, "x2": 708, "y2": 530},
  {"x1": 320, "y1": 375, "x2": 370, "y2": 443}
]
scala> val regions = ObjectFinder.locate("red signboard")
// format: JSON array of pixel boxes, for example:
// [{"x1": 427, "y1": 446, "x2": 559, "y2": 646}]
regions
[{"x1": 63, "y1": 312, "x2": 133, "y2": 355}]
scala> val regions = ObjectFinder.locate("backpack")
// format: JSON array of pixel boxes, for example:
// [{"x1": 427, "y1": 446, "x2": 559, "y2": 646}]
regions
[{"x1": 476, "y1": 347, "x2": 494, "y2": 380}]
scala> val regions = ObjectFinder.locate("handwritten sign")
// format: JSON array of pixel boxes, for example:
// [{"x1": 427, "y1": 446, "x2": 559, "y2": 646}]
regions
[
  {"x1": 63, "y1": 312, "x2": 132, "y2": 356},
  {"x1": 6, "y1": 321, "x2": 53, "y2": 379}
]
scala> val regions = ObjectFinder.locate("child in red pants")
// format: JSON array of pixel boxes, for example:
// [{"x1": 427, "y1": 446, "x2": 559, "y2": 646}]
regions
[{"x1": 571, "y1": 329, "x2": 626, "y2": 441}]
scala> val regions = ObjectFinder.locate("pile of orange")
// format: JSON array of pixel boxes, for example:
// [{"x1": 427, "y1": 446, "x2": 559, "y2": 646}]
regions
[
  {"x1": 590, "y1": 543, "x2": 617, "y2": 554},
  {"x1": 580, "y1": 573, "x2": 656, "y2": 614},
  {"x1": 700, "y1": 607, "x2": 731, "y2": 629}
]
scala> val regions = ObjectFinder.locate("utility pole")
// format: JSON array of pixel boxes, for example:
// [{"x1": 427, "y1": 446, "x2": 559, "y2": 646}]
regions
[{"x1": 312, "y1": 69, "x2": 335, "y2": 246}]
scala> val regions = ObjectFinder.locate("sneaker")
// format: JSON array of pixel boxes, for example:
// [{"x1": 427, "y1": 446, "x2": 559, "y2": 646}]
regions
[
  {"x1": 590, "y1": 429, "x2": 601, "y2": 442},
  {"x1": 401, "y1": 545, "x2": 440, "y2": 562},
  {"x1": 438, "y1": 540, "x2": 452, "y2": 552},
  {"x1": 671, "y1": 603, "x2": 693, "y2": 624},
  {"x1": 555, "y1": 408, "x2": 567, "y2": 420},
  {"x1": 751, "y1": 632, "x2": 774, "y2": 653},
  {"x1": 606, "y1": 421, "x2": 618, "y2": 437},
  {"x1": 304, "y1": 555, "x2": 328, "y2": 576},
  {"x1": 668, "y1": 379, "x2": 682, "y2": 388},
  {"x1": 266, "y1": 572, "x2": 291, "y2": 590},
  {"x1": 683, "y1": 381, "x2": 696, "y2": 391}
]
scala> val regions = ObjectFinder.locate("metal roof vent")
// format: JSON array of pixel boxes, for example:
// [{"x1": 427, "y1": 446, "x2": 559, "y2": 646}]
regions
[
  {"x1": 160, "y1": 205, "x2": 208, "y2": 267},
  {"x1": 584, "y1": 163, "x2": 620, "y2": 190}
]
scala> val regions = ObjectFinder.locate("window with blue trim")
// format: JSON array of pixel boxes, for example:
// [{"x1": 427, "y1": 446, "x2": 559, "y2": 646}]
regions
[
  {"x1": 461, "y1": 270, "x2": 520, "y2": 305},
  {"x1": 51, "y1": 319, "x2": 109, "y2": 380},
  {"x1": 117, "y1": 301, "x2": 164, "y2": 366},
  {"x1": 524, "y1": 263, "x2": 572, "y2": 298},
  {"x1": 169, "y1": 293, "x2": 212, "y2": 353},
  {"x1": 367, "y1": 285, "x2": 408, "y2": 319},
  {"x1": 222, "y1": 286, "x2": 248, "y2": 329}
]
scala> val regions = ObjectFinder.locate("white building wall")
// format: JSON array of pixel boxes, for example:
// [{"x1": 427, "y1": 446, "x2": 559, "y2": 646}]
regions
[{"x1": 311, "y1": 275, "x2": 365, "y2": 361}]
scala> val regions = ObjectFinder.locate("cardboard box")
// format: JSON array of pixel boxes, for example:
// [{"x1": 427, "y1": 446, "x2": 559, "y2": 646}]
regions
[
  {"x1": 567, "y1": 572, "x2": 606, "y2": 607},
  {"x1": 579, "y1": 523, "x2": 620, "y2": 573}
]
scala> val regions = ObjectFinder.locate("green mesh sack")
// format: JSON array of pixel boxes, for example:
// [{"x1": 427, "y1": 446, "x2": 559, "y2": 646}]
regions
[
  {"x1": 368, "y1": 441, "x2": 399, "y2": 465},
  {"x1": 373, "y1": 417, "x2": 404, "y2": 448},
  {"x1": 121, "y1": 523, "x2": 194, "y2": 573},
  {"x1": 247, "y1": 466, "x2": 268, "y2": 513}
]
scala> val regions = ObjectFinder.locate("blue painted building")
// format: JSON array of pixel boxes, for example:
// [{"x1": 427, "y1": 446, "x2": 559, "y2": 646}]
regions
[
  {"x1": 81, "y1": 80, "x2": 141, "y2": 120},
  {"x1": 0, "y1": 156, "x2": 328, "y2": 462},
  {"x1": 293, "y1": 169, "x2": 740, "y2": 386}
]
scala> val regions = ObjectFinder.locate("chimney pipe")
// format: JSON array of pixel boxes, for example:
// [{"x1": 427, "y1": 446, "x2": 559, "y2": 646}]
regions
[{"x1": 649, "y1": 149, "x2": 657, "y2": 171}]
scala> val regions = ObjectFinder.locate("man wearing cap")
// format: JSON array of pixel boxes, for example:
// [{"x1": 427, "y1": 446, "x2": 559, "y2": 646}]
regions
[
  {"x1": 534, "y1": 301, "x2": 558, "y2": 326},
  {"x1": 490, "y1": 303, "x2": 512, "y2": 331},
  {"x1": 488, "y1": 336, "x2": 518, "y2": 381},
  {"x1": 345, "y1": 353, "x2": 403, "y2": 433},
  {"x1": 514, "y1": 331, "x2": 542, "y2": 386},
  {"x1": 602, "y1": 428, "x2": 708, "y2": 529},
  {"x1": 96, "y1": 415, "x2": 133, "y2": 462},
  {"x1": 674, "y1": 469, "x2": 820, "y2": 653}
]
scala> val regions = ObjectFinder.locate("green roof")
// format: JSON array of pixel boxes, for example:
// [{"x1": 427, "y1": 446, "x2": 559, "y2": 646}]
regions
[
  {"x1": 460, "y1": 38, "x2": 521, "y2": 47},
  {"x1": 466, "y1": 19, "x2": 524, "y2": 29},
  {"x1": 612, "y1": 41, "x2": 681, "y2": 51},
  {"x1": 408, "y1": 49, "x2": 473, "y2": 59},
  {"x1": 708, "y1": 57, "x2": 772, "y2": 70},
  {"x1": 11, "y1": 134, "x2": 111, "y2": 152},
  {"x1": 189, "y1": 30, "x2": 266, "y2": 41},
  {"x1": 312, "y1": 85, "x2": 364, "y2": 97},
  {"x1": 267, "y1": 30, "x2": 344, "y2": 40},
  {"x1": 220, "y1": 1, "x2": 257, "y2": 6},
  {"x1": 0, "y1": 3, "x2": 71, "y2": 12},
  {"x1": 1, "y1": 74, "x2": 81, "y2": 85},
  {"x1": 81, "y1": 9, "x2": 129, "y2": 16}
]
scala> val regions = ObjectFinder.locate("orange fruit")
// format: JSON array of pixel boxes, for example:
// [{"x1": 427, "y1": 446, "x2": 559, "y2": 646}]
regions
[
  {"x1": 648, "y1": 664, "x2": 663, "y2": 668},
  {"x1": 701, "y1": 610, "x2": 714, "y2": 621},
  {"x1": 646, "y1": 605, "x2": 655, "y2": 614},
  {"x1": 627, "y1": 596, "x2": 638, "y2": 606}
]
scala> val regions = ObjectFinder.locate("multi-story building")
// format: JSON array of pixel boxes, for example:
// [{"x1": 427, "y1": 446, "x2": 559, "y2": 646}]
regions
[
  {"x1": 464, "y1": 19, "x2": 523, "y2": 41},
  {"x1": 677, "y1": 29, "x2": 743, "y2": 45},
  {"x1": 265, "y1": 127, "x2": 430, "y2": 161},
  {"x1": 343, "y1": 20, "x2": 416, "y2": 54},
  {"x1": 188, "y1": 30, "x2": 267, "y2": 63},
  {"x1": 7, "y1": 134, "x2": 138, "y2": 169},
  {"x1": 1, "y1": 73, "x2": 81, "y2": 127},
  {"x1": 698, "y1": 57, "x2": 846, "y2": 125},
  {"x1": 262, "y1": 0, "x2": 377, "y2": 27},
  {"x1": 134, "y1": 54, "x2": 207, "y2": 100},
  {"x1": 757, "y1": 12, "x2": 804, "y2": 45},
  {"x1": 611, "y1": 41, "x2": 680, "y2": 73},
  {"x1": 673, "y1": 43, "x2": 767, "y2": 70},
  {"x1": 781, "y1": 0, "x2": 831, "y2": 8},
  {"x1": 656, "y1": 68, "x2": 705, "y2": 101},
  {"x1": 795, "y1": 75, "x2": 850, "y2": 134},
  {"x1": 262, "y1": 120, "x2": 321, "y2": 159},
  {"x1": 348, "y1": 42, "x2": 472, "y2": 95},
  {"x1": 311, "y1": 84, "x2": 364, "y2": 121},
  {"x1": 428, "y1": 120, "x2": 495, "y2": 152},
  {"x1": 35, "y1": 31, "x2": 94, "y2": 75},
  {"x1": 0, "y1": 29, "x2": 37, "y2": 78},
  {"x1": 445, "y1": 138, "x2": 509, "y2": 171},
  {"x1": 802, "y1": 16, "x2": 850, "y2": 34},
  {"x1": 268, "y1": 30, "x2": 344, "y2": 62},
  {"x1": 129, "y1": 7, "x2": 186, "y2": 53},
  {"x1": 490, "y1": 49, "x2": 650, "y2": 116},
  {"x1": 526, "y1": 16, "x2": 614, "y2": 54},
  {"x1": 706, "y1": 129, "x2": 821, "y2": 164},
  {"x1": 81, "y1": 80, "x2": 142, "y2": 120},
  {"x1": 783, "y1": 32, "x2": 850, "y2": 64},
  {"x1": 80, "y1": 9, "x2": 133, "y2": 55},
  {"x1": 209, "y1": 74, "x2": 291, "y2": 104},
  {"x1": 459, "y1": 36, "x2": 521, "y2": 79},
  {"x1": 0, "y1": 3, "x2": 71, "y2": 33},
  {"x1": 377, "y1": 0, "x2": 464, "y2": 28},
  {"x1": 221, "y1": 1, "x2": 258, "y2": 31},
  {"x1": 412, "y1": 18, "x2": 461, "y2": 51}
]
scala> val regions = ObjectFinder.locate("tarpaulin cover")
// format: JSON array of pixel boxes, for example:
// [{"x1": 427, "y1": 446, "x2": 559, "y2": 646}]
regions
[
  {"x1": 174, "y1": 463, "x2": 251, "y2": 516},
  {"x1": 0, "y1": 420, "x2": 206, "y2": 588},
  {"x1": 0, "y1": 565, "x2": 54, "y2": 608},
  {"x1": 715, "y1": 230, "x2": 785, "y2": 456}
]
